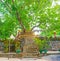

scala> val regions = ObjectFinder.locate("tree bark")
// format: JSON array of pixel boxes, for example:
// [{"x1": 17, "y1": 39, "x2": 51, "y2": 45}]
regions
[
  {"x1": 12, "y1": 0, "x2": 26, "y2": 32},
  {"x1": 31, "y1": 23, "x2": 40, "y2": 31},
  {"x1": 16, "y1": 12, "x2": 26, "y2": 32}
]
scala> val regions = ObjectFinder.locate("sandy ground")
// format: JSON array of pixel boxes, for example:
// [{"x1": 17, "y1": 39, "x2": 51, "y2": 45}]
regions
[{"x1": 0, "y1": 57, "x2": 49, "y2": 61}]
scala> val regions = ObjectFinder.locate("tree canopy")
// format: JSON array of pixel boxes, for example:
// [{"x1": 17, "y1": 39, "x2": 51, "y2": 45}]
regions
[{"x1": 0, "y1": 0, "x2": 60, "y2": 39}]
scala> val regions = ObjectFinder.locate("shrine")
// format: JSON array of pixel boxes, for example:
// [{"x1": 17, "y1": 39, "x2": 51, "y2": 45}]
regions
[{"x1": 15, "y1": 31, "x2": 40, "y2": 57}]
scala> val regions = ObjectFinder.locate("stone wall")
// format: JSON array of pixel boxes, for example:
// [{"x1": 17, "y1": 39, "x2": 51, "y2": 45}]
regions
[{"x1": 48, "y1": 41, "x2": 60, "y2": 50}]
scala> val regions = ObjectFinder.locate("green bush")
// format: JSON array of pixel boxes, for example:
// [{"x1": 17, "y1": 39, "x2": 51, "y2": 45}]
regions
[
  {"x1": 3, "y1": 39, "x2": 15, "y2": 53},
  {"x1": 15, "y1": 41, "x2": 21, "y2": 53},
  {"x1": 59, "y1": 49, "x2": 60, "y2": 51},
  {"x1": 34, "y1": 38, "x2": 49, "y2": 53},
  {"x1": 4, "y1": 41, "x2": 9, "y2": 53}
]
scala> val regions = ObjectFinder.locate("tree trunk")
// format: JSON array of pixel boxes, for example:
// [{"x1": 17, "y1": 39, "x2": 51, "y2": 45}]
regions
[{"x1": 15, "y1": 31, "x2": 40, "y2": 57}]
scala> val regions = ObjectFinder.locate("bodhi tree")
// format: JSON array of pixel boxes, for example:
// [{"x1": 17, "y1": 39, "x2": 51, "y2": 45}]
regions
[{"x1": 0, "y1": 0, "x2": 60, "y2": 39}]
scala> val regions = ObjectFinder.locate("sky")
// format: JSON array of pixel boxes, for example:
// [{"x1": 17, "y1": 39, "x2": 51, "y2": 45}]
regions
[{"x1": 51, "y1": 0, "x2": 60, "y2": 8}]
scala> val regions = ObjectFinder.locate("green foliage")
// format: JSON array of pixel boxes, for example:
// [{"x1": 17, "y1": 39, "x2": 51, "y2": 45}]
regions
[
  {"x1": 34, "y1": 38, "x2": 49, "y2": 50},
  {"x1": 3, "y1": 39, "x2": 14, "y2": 52},
  {"x1": 15, "y1": 41, "x2": 20, "y2": 52},
  {"x1": 0, "y1": 0, "x2": 60, "y2": 39},
  {"x1": 4, "y1": 40, "x2": 9, "y2": 52},
  {"x1": 59, "y1": 49, "x2": 60, "y2": 52}
]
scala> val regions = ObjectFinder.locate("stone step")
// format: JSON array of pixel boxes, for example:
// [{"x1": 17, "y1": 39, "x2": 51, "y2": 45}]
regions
[
  {"x1": 26, "y1": 49, "x2": 39, "y2": 53},
  {"x1": 23, "y1": 52, "x2": 40, "y2": 58},
  {"x1": 26, "y1": 51, "x2": 39, "y2": 53}
]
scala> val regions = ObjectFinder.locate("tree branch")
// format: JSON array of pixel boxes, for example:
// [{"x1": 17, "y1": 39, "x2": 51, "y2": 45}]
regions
[
  {"x1": 1, "y1": 0, "x2": 26, "y2": 32},
  {"x1": 31, "y1": 23, "x2": 40, "y2": 31},
  {"x1": 12, "y1": 0, "x2": 26, "y2": 32},
  {"x1": 16, "y1": 12, "x2": 26, "y2": 32}
]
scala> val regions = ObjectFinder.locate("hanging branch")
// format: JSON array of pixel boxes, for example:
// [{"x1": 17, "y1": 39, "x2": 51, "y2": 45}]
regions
[
  {"x1": 31, "y1": 23, "x2": 40, "y2": 31},
  {"x1": 16, "y1": 12, "x2": 26, "y2": 32},
  {"x1": 1, "y1": 0, "x2": 25, "y2": 32},
  {"x1": 12, "y1": 0, "x2": 26, "y2": 32}
]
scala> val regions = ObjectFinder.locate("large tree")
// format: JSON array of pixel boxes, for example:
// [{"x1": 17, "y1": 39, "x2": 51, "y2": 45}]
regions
[{"x1": 0, "y1": 0, "x2": 60, "y2": 39}]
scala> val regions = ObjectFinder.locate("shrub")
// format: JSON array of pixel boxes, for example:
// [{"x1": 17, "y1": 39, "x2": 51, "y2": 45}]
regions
[
  {"x1": 4, "y1": 41, "x2": 9, "y2": 53},
  {"x1": 15, "y1": 41, "x2": 21, "y2": 53},
  {"x1": 34, "y1": 38, "x2": 49, "y2": 53}
]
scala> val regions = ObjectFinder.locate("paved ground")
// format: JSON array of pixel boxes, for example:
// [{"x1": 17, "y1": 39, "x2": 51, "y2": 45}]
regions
[
  {"x1": 47, "y1": 51, "x2": 60, "y2": 54},
  {"x1": 0, "y1": 51, "x2": 60, "y2": 61},
  {"x1": 42, "y1": 55, "x2": 60, "y2": 61},
  {"x1": 0, "y1": 58, "x2": 48, "y2": 61},
  {"x1": 0, "y1": 55, "x2": 60, "y2": 61}
]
